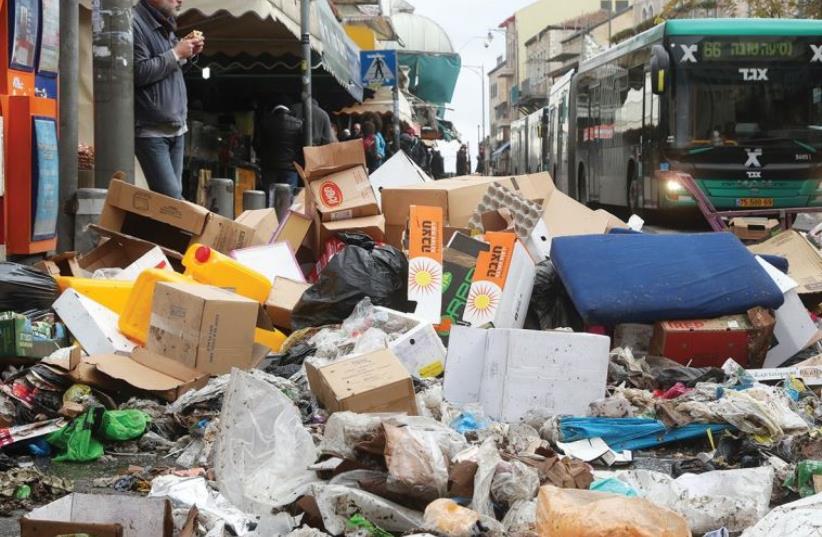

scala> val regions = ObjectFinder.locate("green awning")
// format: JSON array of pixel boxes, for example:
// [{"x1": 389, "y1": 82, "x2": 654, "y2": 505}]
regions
[{"x1": 399, "y1": 52, "x2": 461, "y2": 105}]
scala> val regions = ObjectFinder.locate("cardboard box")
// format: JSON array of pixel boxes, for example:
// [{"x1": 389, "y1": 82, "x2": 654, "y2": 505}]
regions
[
  {"x1": 314, "y1": 214, "x2": 386, "y2": 251},
  {"x1": 232, "y1": 242, "x2": 306, "y2": 284},
  {"x1": 730, "y1": 217, "x2": 779, "y2": 241},
  {"x1": 99, "y1": 179, "x2": 254, "y2": 255},
  {"x1": 75, "y1": 349, "x2": 209, "y2": 402},
  {"x1": 53, "y1": 289, "x2": 136, "y2": 355},
  {"x1": 300, "y1": 139, "x2": 367, "y2": 182},
  {"x1": 436, "y1": 234, "x2": 490, "y2": 345},
  {"x1": 756, "y1": 257, "x2": 820, "y2": 367},
  {"x1": 407, "y1": 205, "x2": 444, "y2": 323},
  {"x1": 0, "y1": 313, "x2": 68, "y2": 360},
  {"x1": 650, "y1": 308, "x2": 775, "y2": 369},
  {"x1": 443, "y1": 326, "x2": 610, "y2": 422},
  {"x1": 308, "y1": 166, "x2": 380, "y2": 222},
  {"x1": 274, "y1": 210, "x2": 313, "y2": 254},
  {"x1": 461, "y1": 232, "x2": 535, "y2": 329},
  {"x1": 540, "y1": 184, "x2": 627, "y2": 251},
  {"x1": 34, "y1": 253, "x2": 83, "y2": 277},
  {"x1": 147, "y1": 282, "x2": 259, "y2": 375},
  {"x1": 265, "y1": 277, "x2": 311, "y2": 330},
  {"x1": 380, "y1": 173, "x2": 554, "y2": 247},
  {"x1": 235, "y1": 208, "x2": 280, "y2": 246},
  {"x1": 750, "y1": 230, "x2": 822, "y2": 295},
  {"x1": 369, "y1": 150, "x2": 433, "y2": 207},
  {"x1": 305, "y1": 349, "x2": 418, "y2": 415},
  {"x1": 80, "y1": 231, "x2": 173, "y2": 280},
  {"x1": 20, "y1": 493, "x2": 177, "y2": 537}
]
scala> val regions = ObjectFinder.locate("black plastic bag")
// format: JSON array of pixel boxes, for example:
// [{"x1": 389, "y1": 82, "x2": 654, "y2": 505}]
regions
[
  {"x1": 0, "y1": 263, "x2": 58, "y2": 316},
  {"x1": 291, "y1": 233, "x2": 410, "y2": 329},
  {"x1": 525, "y1": 260, "x2": 583, "y2": 331}
]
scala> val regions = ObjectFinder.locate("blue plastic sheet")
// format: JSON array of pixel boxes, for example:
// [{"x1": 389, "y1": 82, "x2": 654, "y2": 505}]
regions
[
  {"x1": 550, "y1": 232, "x2": 784, "y2": 325},
  {"x1": 590, "y1": 477, "x2": 638, "y2": 497},
  {"x1": 559, "y1": 417, "x2": 732, "y2": 452}
]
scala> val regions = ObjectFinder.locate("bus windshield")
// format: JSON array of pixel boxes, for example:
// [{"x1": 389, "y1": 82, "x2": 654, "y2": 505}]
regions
[{"x1": 671, "y1": 38, "x2": 822, "y2": 150}]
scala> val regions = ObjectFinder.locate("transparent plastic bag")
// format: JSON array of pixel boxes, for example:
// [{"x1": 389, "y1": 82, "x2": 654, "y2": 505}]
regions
[
  {"x1": 491, "y1": 460, "x2": 540, "y2": 506},
  {"x1": 423, "y1": 498, "x2": 504, "y2": 537},
  {"x1": 471, "y1": 438, "x2": 502, "y2": 518},
  {"x1": 214, "y1": 369, "x2": 318, "y2": 513},
  {"x1": 502, "y1": 499, "x2": 537, "y2": 536},
  {"x1": 384, "y1": 422, "x2": 450, "y2": 501},
  {"x1": 318, "y1": 412, "x2": 385, "y2": 459}
]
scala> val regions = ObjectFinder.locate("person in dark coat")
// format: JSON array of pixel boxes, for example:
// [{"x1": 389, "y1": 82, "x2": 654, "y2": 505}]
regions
[
  {"x1": 291, "y1": 98, "x2": 336, "y2": 146},
  {"x1": 456, "y1": 144, "x2": 471, "y2": 176},
  {"x1": 430, "y1": 148, "x2": 445, "y2": 179},
  {"x1": 257, "y1": 104, "x2": 303, "y2": 189}
]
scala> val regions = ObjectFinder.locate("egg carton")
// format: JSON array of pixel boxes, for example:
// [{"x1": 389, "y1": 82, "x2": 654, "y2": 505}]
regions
[{"x1": 468, "y1": 182, "x2": 542, "y2": 238}]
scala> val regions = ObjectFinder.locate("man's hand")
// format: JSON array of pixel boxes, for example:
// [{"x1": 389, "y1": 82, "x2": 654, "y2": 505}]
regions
[
  {"x1": 191, "y1": 36, "x2": 205, "y2": 56},
  {"x1": 174, "y1": 38, "x2": 196, "y2": 60}
]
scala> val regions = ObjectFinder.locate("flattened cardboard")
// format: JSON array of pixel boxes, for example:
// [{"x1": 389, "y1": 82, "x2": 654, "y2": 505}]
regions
[
  {"x1": 274, "y1": 210, "x2": 313, "y2": 254},
  {"x1": 730, "y1": 217, "x2": 779, "y2": 242},
  {"x1": 380, "y1": 173, "x2": 554, "y2": 247},
  {"x1": 265, "y1": 277, "x2": 311, "y2": 330},
  {"x1": 306, "y1": 349, "x2": 418, "y2": 415},
  {"x1": 308, "y1": 166, "x2": 380, "y2": 222},
  {"x1": 53, "y1": 289, "x2": 136, "y2": 355},
  {"x1": 231, "y1": 242, "x2": 306, "y2": 284},
  {"x1": 369, "y1": 150, "x2": 433, "y2": 207},
  {"x1": 443, "y1": 326, "x2": 610, "y2": 422},
  {"x1": 407, "y1": 206, "x2": 444, "y2": 323},
  {"x1": 301, "y1": 139, "x2": 367, "y2": 181},
  {"x1": 750, "y1": 230, "x2": 822, "y2": 295},
  {"x1": 20, "y1": 493, "x2": 176, "y2": 537},
  {"x1": 541, "y1": 188, "x2": 627, "y2": 243},
  {"x1": 80, "y1": 349, "x2": 209, "y2": 402},
  {"x1": 147, "y1": 282, "x2": 258, "y2": 375},
  {"x1": 235, "y1": 208, "x2": 280, "y2": 246}
]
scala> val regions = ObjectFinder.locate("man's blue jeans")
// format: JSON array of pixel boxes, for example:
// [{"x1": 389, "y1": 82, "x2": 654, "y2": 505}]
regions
[{"x1": 135, "y1": 135, "x2": 185, "y2": 199}]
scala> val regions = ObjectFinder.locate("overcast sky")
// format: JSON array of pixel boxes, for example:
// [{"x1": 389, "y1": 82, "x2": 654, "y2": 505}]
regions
[{"x1": 409, "y1": 0, "x2": 535, "y2": 165}]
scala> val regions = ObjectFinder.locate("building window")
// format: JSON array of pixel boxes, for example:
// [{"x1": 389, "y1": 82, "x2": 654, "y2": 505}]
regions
[{"x1": 490, "y1": 83, "x2": 498, "y2": 99}]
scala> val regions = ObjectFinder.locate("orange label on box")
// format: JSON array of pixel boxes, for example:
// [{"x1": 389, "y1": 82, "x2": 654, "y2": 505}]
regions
[
  {"x1": 408, "y1": 205, "x2": 444, "y2": 323},
  {"x1": 320, "y1": 181, "x2": 344, "y2": 207},
  {"x1": 463, "y1": 232, "x2": 517, "y2": 326}
]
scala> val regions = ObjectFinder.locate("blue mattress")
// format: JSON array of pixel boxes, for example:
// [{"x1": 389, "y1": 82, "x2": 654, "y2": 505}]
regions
[{"x1": 550, "y1": 232, "x2": 784, "y2": 325}]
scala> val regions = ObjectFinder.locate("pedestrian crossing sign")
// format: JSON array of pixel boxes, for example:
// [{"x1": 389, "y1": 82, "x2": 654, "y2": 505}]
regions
[{"x1": 361, "y1": 50, "x2": 397, "y2": 89}]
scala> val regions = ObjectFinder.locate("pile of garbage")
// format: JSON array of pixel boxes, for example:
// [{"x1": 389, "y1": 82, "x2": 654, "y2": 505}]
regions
[{"x1": 2, "y1": 141, "x2": 822, "y2": 536}]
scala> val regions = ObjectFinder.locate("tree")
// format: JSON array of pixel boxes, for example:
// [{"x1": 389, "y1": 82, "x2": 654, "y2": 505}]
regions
[{"x1": 745, "y1": 0, "x2": 799, "y2": 18}]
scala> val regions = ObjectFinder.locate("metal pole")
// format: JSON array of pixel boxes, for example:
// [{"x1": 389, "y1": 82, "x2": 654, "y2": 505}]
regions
[
  {"x1": 393, "y1": 65, "x2": 401, "y2": 152},
  {"x1": 301, "y1": 0, "x2": 313, "y2": 147},
  {"x1": 92, "y1": 0, "x2": 134, "y2": 187},
  {"x1": 607, "y1": 0, "x2": 612, "y2": 48},
  {"x1": 58, "y1": 0, "x2": 79, "y2": 251},
  {"x1": 481, "y1": 64, "x2": 488, "y2": 175}
]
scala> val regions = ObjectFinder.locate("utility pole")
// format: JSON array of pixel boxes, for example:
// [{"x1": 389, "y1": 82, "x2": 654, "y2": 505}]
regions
[
  {"x1": 607, "y1": 0, "x2": 613, "y2": 48},
  {"x1": 301, "y1": 0, "x2": 314, "y2": 147},
  {"x1": 92, "y1": 0, "x2": 134, "y2": 187},
  {"x1": 58, "y1": 0, "x2": 79, "y2": 250}
]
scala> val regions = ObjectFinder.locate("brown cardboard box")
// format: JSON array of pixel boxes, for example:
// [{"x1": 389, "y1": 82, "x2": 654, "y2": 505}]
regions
[
  {"x1": 74, "y1": 349, "x2": 209, "y2": 402},
  {"x1": 380, "y1": 173, "x2": 554, "y2": 247},
  {"x1": 301, "y1": 139, "x2": 367, "y2": 181},
  {"x1": 147, "y1": 282, "x2": 259, "y2": 375},
  {"x1": 274, "y1": 210, "x2": 314, "y2": 254},
  {"x1": 34, "y1": 253, "x2": 82, "y2": 277},
  {"x1": 265, "y1": 277, "x2": 311, "y2": 330},
  {"x1": 79, "y1": 231, "x2": 171, "y2": 274},
  {"x1": 20, "y1": 493, "x2": 178, "y2": 537},
  {"x1": 99, "y1": 179, "x2": 254, "y2": 255},
  {"x1": 235, "y1": 208, "x2": 279, "y2": 246},
  {"x1": 750, "y1": 230, "x2": 822, "y2": 295},
  {"x1": 541, "y1": 186, "x2": 627, "y2": 238},
  {"x1": 305, "y1": 349, "x2": 418, "y2": 415},
  {"x1": 730, "y1": 217, "x2": 779, "y2": 241},
  {"x1": 308, "y1": 166, "x2": 380, "y2": 222},
  {"x1": 314, "y1": 213, "x2": 386, "y2": 251},
  {"x1": 89, "y1": 226, "x2": 184, "y2": 268}
]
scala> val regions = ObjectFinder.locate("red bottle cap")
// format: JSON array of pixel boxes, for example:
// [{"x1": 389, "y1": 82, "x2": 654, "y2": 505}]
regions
[{"x1": 194, "y1": 246, "x2": 212, "y2": 263}]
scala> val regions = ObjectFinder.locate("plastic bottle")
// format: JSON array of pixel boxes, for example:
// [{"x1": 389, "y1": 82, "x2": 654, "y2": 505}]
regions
[
  {"x1": 118, "y1": 269, "x2": 191, "y2": 344},
  {"x1": 182, "y1": 244, "x2": 271, "y2": 303}
]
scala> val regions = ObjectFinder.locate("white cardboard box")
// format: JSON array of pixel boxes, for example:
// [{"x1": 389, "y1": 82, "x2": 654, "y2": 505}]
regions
[
  {"x1": 368, "y1": 150, "x2": 433, "y2": 207},
  {"x1": 231, "y1": 242, "x2": 306, "y2": 284},
  {"x1": 443, "y1": 326, "x2": 610, "y2": 422},
  {"x1": 756, "y1": 257, "x2": 819, "y2": 368},
  {"x1": 53, "y1": 289, "x2": 136, "y2": 355},
  {"x1": 374, "y1": 306, "x2": 447, "y2": 379}
]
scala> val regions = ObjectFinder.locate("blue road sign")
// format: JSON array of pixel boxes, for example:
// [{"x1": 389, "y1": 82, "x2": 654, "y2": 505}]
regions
[{"x1": 360, "y1": 50, "x2": 397, "y2": 89}]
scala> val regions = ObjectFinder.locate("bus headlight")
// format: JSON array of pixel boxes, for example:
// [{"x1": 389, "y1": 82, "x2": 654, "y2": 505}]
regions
[{"x1": 665, "y1": 180, "x2": 684, "y2": 193}]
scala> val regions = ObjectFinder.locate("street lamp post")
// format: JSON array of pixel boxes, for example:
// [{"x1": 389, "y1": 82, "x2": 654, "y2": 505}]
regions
[
  {"x1": 463, "y1": 64, "x2": 487, "y2": 175},
  {"x1": 301, "y1": 0, "x2": 313, "y2": 147}
]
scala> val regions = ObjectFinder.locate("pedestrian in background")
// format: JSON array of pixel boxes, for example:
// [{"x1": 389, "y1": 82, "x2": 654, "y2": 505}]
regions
[
  {"x1": 292, "y1": 98, "x2": 337, "y2": 146},
  {"x1": 456, "y1": 144, "x2": 471, "y2": 176},
  {"x1": 257, "y1": 103, "x2": 303, "y2": 190},
  {"x1": 133, "y1": 0, "x2": 204, "y2": 199}
]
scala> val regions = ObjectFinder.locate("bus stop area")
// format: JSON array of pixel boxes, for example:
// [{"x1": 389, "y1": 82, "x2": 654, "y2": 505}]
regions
[{"x1": 1, "y1": 139, "x2": 822, "y2": 536}]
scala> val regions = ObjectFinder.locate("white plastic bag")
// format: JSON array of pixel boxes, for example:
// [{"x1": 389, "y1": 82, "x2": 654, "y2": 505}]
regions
[
  {"x1": 318, "y1": 412, "x2": 385, "y2": 459},
  {"x1": 491, "y1": 460, "x2": 540, "y2": 506},
  {"x1": 385, "y1": 422, "x2": 450, "y2": 500},
  {"x1": 214, "y1": 369, "x2": 318, "y2": 514},
  {"x1": 614, "y1": 467, "x2": 774, "y2": 534},
  {"x1": 502, "y1": 499, "x2": 537, "y2": 535},
  {"x1": 740, "y1": 493, "x2": 822, "y2": 537},
  {"x1": 471, "y1": 438, "x2": 502, "y2": 518}
]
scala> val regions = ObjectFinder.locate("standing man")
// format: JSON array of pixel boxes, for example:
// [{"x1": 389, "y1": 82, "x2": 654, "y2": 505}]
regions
[
  {"x1": 133, "y1": 0, "x2": 204, "y2": 199},
  {"x1": 292, "y1": 98, "x2": 336, "y2": 146}
]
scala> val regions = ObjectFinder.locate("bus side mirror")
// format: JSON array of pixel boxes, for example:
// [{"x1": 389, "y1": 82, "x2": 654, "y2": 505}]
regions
[{"x1": 650, "y1": 45, "x2": 670, "y2": 95}]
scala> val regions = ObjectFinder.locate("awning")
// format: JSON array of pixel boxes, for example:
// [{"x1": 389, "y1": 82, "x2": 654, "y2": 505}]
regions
[
  {"x1": 334, "y1": 3, "x2": 398, "y2": 41},
  {"x1": 491, "y1": 142, "x2": 511, "y2": 161},
  {"x1": 398, "y1": 52, "x2": 461, "y2": 105},
  {"x1": 335, "y1": 86, "x2": 414, "y2": 123},
  {"x1": 176, "y1": 0, "x2": 363, "y2": 101}
]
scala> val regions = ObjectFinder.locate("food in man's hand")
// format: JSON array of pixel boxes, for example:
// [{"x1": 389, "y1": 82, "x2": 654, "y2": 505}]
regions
[{"x1": 185, "y1": 30, "x2": 204, "y2": 41}]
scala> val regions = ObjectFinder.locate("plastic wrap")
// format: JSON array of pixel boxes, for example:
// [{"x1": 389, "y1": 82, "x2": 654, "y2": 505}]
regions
[
  {"x1": 613, "y1": 467, "x2": 773, "y2": 534},
  {"x1": 526, "y1": 260, "x2": 583, "y2": 331},
  {"x1": 491, "y1": 460, "x2": 540, "y2": 506},
  {"x1": 213, "y1": 369, "x2": 318, "y2": 513},
  {"x1": 471, "y1": 438, "x2": 502, "y2": 518},
  {"x1": 384, "y1": 422, "x2": 450, "y2": 501},
  {"x1": 535, "y1": 485, "x2": 691, "y2": 537},
  {"x1": 318, "y1": 412, "x2": 385, "y2": 459}
]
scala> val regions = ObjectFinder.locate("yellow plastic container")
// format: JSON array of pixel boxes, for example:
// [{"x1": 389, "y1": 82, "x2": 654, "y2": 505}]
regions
[
  {"x1": 182, "y1": 244, "x2": 271, "y2": 303},
  {"x1": 54, "y1": 276, "x2": 134, "y2": 314},
  {"x1": 254, "y1": 327, "x2": 287, "y2": 353},
  {"x1": 118, "y1": 269, "x2": 192, "y2": 344}
]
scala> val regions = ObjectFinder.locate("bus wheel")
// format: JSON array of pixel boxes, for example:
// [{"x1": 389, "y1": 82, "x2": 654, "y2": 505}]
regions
[{"x1": 628, "y1": 172, "x2": 644, "y2": 217}]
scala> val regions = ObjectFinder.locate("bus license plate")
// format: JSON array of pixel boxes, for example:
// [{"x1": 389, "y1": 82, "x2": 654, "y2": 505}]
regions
[{"x1": 736, "y1": 198, "x2": 774, "y2": 208}]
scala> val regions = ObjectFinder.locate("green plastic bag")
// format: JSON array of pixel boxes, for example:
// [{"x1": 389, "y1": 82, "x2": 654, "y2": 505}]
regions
[
  {"x1": 785, "y1": 460, "x2": 822, "y2": 497},
  {"x1": 347, "y1": 514, "x2": 392, "y2": 537},
  {"x1": 48, "y1": 408, "x2": 150, "y2": 463}
]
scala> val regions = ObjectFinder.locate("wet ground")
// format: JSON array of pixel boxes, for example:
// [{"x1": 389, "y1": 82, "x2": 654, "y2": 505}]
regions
[{"x1": 0, "y1": 453, "x2": 167, "y2": 536}]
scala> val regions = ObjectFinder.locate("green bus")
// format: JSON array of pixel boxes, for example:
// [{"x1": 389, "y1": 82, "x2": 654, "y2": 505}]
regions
[{"x1": 567, "y1": 18, "x2": 822, "y2": 214}]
